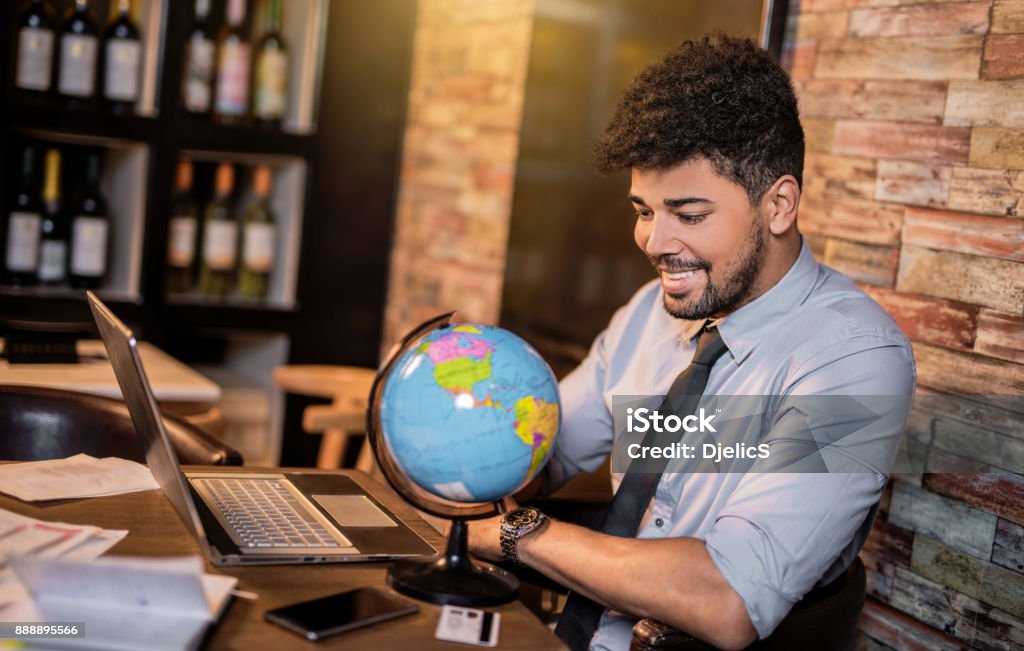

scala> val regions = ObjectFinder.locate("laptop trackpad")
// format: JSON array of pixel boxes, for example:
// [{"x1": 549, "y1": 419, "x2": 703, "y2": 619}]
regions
[{"x1": 313, "y1": 495, "x2": 397, "y2": 527}]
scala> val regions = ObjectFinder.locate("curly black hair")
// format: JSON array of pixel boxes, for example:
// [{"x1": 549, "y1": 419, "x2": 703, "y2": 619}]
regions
[{"x1": 594, "y1": 34, "x2": 804, "y2": 205}]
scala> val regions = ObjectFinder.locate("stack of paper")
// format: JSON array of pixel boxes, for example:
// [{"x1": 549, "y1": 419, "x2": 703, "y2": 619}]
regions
[
  {"x1": 0, "y1": 508, "x2": 127, "y2": 562},
  {"x1": 5, "y1": 555, "x2": 237, "y2": 651},
  {"x1": 0, "y1": 454, "x2": 159, "y2": 502},
  {"x1": 0, "y1": 508, "x2": 128, "y2": 609}
]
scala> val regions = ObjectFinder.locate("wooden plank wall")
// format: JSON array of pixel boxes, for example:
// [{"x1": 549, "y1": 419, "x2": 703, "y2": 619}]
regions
[{"x1": 787, "y1": 0, "x2": 1024, "y2": 648}]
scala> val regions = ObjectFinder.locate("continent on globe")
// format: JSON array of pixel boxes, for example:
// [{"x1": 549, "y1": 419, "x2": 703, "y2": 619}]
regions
[
  {"x1": 417, "y1": 325, "x2": 502, "y2": 408},
  {"x1": 513, "y1": 396, "x2": 558, "y2": 477}
]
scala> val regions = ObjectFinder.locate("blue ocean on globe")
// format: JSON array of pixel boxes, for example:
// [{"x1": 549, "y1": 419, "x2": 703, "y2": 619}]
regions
[{"x1": 378, "y1": 323, "x2": 561, "y2": 503}]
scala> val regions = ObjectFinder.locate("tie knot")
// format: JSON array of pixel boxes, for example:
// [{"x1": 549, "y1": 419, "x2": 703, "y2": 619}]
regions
[{"x1": 692, "y1": 326, "x2": 728, "y2": 367}]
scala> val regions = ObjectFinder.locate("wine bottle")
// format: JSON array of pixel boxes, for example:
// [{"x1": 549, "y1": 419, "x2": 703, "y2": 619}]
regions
[
  {"x1": 213, "y1": 0, "x2": 250, "y2": 125},
  {"x1": 198, "y1": 163, "x2": 237, "y2": 299},
  {"x1": 237, "y1": 165, "x2": 276, "y2": 301},
  {"x1": 69, "y1": 150, "x2": 109, "y2": 289},
  {"x1": 102, "y1": 0, "x2": 142, "y2": 114},
  {"x1": 14, "y1": 0, "x2": 56, "y2": 96},
  {"x1": 4, "y1": 146, "x2": 42, "y2": 286},
  {"x1": 57, "y1": 0, "x2": 98, "y2": 106},
  {"x1": 182, "y1": 0, "x2": 214, "y2": 115},
  {"x1": 38, "y1": 148, "x2": 68, "y2": 286},
  {"x1": 252, "y1": 0, "x2": 287, "y2": 129},
  {"x1": 167, "y1": 160, "x2": 199, "y2": 295}
]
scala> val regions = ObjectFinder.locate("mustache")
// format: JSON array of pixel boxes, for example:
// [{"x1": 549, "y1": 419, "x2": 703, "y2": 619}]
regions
[{"x1": 649, "y1": 255, "x2": 712, "y2": 273}]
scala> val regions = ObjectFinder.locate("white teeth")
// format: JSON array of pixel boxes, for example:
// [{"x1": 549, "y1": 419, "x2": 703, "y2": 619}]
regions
[{"x1": 665, "y1": 270, "x2": 696, "y2": 280}]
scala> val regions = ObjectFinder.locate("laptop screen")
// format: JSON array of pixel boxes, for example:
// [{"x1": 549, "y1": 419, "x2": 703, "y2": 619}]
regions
[{"x1": 87, "y1": 291, "x2": 213, "y2": 556}]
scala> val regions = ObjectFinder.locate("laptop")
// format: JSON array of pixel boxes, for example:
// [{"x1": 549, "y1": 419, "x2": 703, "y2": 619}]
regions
[{"x1": 87, "y1": 291, "x2": 437, "y2": 565}]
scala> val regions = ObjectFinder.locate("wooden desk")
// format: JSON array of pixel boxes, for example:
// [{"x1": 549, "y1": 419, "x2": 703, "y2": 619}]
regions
[
  {"x1": 0, "y1": 340, "x2": 220, "y2": 403},
  {"x1": 0, "y1": 468, "x2": 564, "y2": 650}
]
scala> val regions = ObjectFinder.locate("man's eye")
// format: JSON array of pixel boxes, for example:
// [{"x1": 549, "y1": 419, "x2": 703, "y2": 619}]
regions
[
  {"x1": 677, "y1": 213, "x2": 708, "y2": 224},
  {"x1": 634, "y1": 210, "x2": 654, "y2": 220}
]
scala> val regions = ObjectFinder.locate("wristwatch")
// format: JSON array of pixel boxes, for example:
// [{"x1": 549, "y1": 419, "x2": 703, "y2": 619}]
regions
[{"x1": 499, "y1": 506, "x2": 549, "y2": 566}]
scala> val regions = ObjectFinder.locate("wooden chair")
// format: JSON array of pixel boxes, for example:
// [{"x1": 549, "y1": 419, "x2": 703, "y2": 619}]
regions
[{"x1": 273, "y1": 365, "x2": 377, "y2": 472}]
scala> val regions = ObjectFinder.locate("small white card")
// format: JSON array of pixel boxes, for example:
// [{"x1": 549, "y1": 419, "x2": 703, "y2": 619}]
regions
[{"x1": 435, "y1": 605, "x2": 500, "y2": 647}]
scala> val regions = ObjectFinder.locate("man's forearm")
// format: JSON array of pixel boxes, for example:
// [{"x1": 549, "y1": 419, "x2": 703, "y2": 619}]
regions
[{"x1": 516, "y1": 520, "x2": 757, "y2": 650}]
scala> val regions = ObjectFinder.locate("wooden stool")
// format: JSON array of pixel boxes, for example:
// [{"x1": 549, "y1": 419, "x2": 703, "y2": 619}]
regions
[{"x1": 273, "y1": 365, "x2": 377, "y2": 472}]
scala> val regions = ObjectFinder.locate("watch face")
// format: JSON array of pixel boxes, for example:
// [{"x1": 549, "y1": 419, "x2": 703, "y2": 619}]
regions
[
  {"x1": 500, "y1": 507, "x2": 547, "y2": 565},
  {"x1": 514, "y1": 507, "x2": 541, "y2": 526}
]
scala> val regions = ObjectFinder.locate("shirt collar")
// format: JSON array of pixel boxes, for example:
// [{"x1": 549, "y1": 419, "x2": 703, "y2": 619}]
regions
[{"x1": 680, "y1": 238, "x2": 819, "y2": 365}]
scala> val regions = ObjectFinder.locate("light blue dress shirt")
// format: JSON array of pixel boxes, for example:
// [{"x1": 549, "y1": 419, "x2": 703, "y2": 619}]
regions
[{"x1": 549, "y1": 239, "x2": 916, "y2": 649}]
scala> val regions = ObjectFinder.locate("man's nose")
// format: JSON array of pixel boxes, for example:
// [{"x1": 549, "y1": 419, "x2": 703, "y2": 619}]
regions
[{"x1": 644, "y1": 213, "x2": 682, "y2": 258}]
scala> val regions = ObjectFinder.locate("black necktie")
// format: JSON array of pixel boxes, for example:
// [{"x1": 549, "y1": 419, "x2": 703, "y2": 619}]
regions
[{"x1": 554, "y1": 326, "x2": 729, "y2": 650}]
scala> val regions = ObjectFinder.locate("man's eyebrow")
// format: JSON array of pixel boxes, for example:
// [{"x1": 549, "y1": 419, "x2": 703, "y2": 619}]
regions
[
  {"x1": 627, "y1": 194, "x2": 712, "y2": 208},
  {"x1": 664, "y1": 196, "x2": 712, "y2": 208}
]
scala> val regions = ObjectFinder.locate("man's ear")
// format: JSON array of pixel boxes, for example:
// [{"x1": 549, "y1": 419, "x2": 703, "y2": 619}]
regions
[{"x1": 761, "y1": 175, "x2": 800, "y2": 236}]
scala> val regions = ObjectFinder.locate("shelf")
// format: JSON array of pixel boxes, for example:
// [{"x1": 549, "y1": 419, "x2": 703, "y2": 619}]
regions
[
  {"x1": 5, "y1": 132, "x2": 148, "y2": 299},
  {"x1": 8, "y1": 103, "x2": 158, "y2": 143},
  {"x1": 173, "y1": 152, "x2": 306, "y2": 308},
  {"x1": 7, "y1": 1, "x2": 166, "y2": 118},
  {"x1": 160, "y1": 301, "x2": 299, "y2": 334},
  {"x1": 0, "y1": 290, "x2": 142, "y2": 328},
  {"x1": 175, "y1": 117, "x2": 314, "y2": 157},
  {"x1": 0, "y1": 284, "x2": 138, "y2": 303}
]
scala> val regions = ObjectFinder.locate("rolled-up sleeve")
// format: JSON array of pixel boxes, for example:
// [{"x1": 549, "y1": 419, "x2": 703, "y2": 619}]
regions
[
  {"x1": 704, "y1": 341, "x2": 914, "y2": 638},
  {"x1": 704, "y1": 471, "x2": 884, "y2": 637}
]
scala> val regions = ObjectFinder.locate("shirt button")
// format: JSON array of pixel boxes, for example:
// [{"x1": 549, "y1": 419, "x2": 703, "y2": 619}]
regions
[{"x1": 654, "y1": 518, "x2": 664, "y2": 527}]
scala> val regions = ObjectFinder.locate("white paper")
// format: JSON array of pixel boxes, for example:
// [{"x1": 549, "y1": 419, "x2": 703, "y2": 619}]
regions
[
  {"x1": 0, "y1": 567, "x2": 30, "y2": 608},
  {"x1": 0, "y1": 454, "x2": 158, "y2": 502},
  {"x1": 0, "y1": 508, "x2": 127, "y2": 566},
  {"x1": 0, "y1": 511, "x2": 96, "y2": 562},
  {"x1": 57, "y1": 529, "x2": 129, "y2": 561},
  {"x1": 6, "y1": 555, "x2": 237, "y2": 651}
]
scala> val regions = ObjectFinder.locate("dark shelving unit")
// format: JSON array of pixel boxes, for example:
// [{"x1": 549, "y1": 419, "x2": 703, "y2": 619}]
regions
[{"x1": 1, "y1": 0, "x2": 418, "y2": 465}]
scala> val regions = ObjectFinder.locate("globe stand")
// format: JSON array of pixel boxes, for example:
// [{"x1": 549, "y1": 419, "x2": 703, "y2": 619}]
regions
[
  {"x1": 387, "y1": 519, "x2": 519, "y2": 606},
  {"x1": 368, "y1": 312, "x2": 556, "y2": 608}
]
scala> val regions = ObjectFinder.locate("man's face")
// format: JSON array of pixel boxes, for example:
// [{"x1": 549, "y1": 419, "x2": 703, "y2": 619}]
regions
[{"x1": 631, "y1": 158, "x2": 767, "y2": 320}]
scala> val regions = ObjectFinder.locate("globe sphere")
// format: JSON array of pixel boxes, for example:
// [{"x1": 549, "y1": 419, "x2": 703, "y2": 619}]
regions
[{"x1": 377, "y1": 323, "x2": 560, "y2": 503}]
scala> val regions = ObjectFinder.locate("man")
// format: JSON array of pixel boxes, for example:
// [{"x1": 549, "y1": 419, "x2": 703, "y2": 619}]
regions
[{"x1": 466, "y1": 35, "x2": 915, "y2": 650}]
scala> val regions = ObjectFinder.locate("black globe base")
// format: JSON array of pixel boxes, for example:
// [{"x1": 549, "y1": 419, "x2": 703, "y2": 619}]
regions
[{"x1": 387, "y1": 519, "x2": 519, "y2": 607}]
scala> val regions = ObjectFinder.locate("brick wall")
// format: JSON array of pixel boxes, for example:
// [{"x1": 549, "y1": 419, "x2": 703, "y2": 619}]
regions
[
  {"x1": 790, "y1": 1, "x2": 1024, "y2": 649},
  {"x1": 382, "y1": 0, "x2": 535, "y2": 347}
]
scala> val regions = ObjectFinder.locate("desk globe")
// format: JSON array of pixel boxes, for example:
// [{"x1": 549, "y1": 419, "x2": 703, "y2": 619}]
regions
[{"x1": 366, "y1": 313, "x2": 560, "y2": 606}]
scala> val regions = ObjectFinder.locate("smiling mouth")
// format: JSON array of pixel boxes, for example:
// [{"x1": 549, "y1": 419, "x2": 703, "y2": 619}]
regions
[{"x1": 664, "y1": 269, "x2": 699, "y2": 280}]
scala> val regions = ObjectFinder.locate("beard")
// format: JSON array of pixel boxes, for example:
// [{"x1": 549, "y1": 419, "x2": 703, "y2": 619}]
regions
[{"x1": 653, "y1": 221, "x2": 766, "y2": 321}]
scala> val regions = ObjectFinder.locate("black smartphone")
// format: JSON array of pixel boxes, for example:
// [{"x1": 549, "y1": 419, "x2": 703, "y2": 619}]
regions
[{"x1": 264, "y1": 587, "x2": 420, "y2": 641}]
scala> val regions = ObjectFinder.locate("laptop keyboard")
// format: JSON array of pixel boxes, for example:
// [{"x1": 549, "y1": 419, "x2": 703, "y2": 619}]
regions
[{"x1": 194, "y1": 478, "x2": 343, "y2": 548}]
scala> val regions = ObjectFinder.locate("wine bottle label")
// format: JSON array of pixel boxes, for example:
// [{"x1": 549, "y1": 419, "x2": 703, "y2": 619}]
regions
[
  {"x1": 203, "y1": 221, "x2": 237, "y2": 270},
  {"x1": 169, "y1": 216, "x2": 197, "y2": 267},
  {"x1": 105, "y1": 40, "x2": 142, "y2": 101},
  {"x1": 243, "y1": 222, "x2": 275, "y2": 272},
  {"x1": 58, "y1": 34, "x2": 98, "y2": 96},
  {"x1": 215, "y1": 42, "x2": 250, "y2": 116},
  {"x1": 184, "y1": 38, "x2": 214, "y2": 112},
  {"x1": 70, "y1": 216, "x2": 108, "y2": 277},
  {"x1": 254, "y1": 49, "x2": 287, "y2": 119},
  {"x1": 5, "y1": 212, "x2": 42, "y2": 272},
  {"x1": 16, "y1": 27, "x2": 54, "y2": 90},
  {"x1": 38, "y1": 239, "x2": 67, "y2": 282}
]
